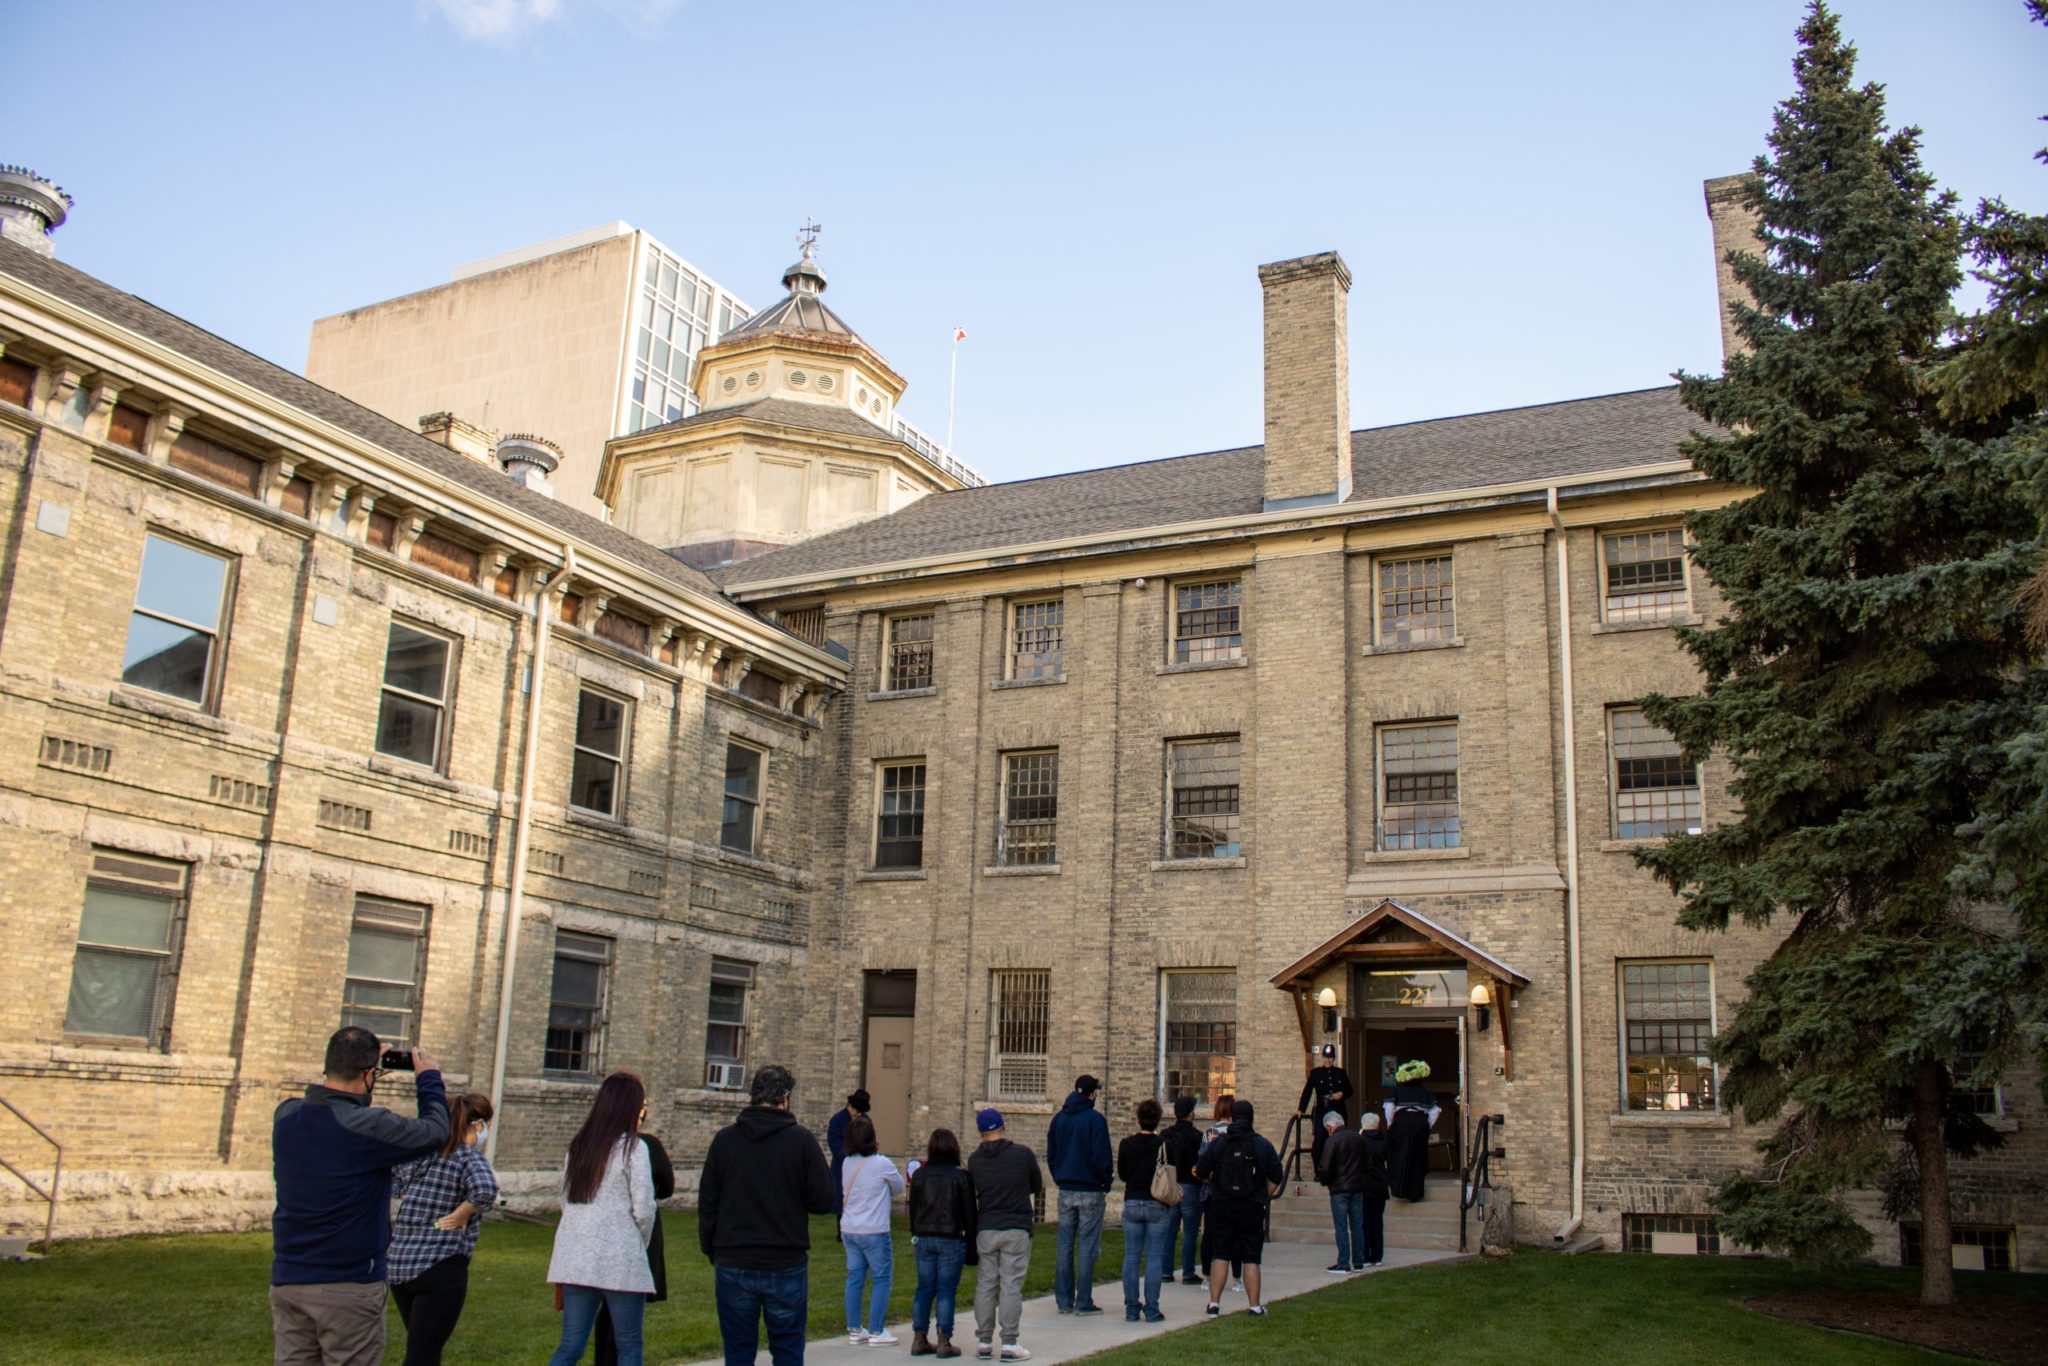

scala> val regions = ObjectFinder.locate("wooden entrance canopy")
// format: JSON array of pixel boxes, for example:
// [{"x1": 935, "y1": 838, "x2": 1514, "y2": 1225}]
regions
[{"x1": 1270, "y1": 899, "x2": 1533, "y2": 1079}]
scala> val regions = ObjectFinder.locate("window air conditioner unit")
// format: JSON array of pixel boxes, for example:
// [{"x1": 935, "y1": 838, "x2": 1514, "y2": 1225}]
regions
[{"x1": 706, "y1": 1062, "x2": 747, "y2": 1091}]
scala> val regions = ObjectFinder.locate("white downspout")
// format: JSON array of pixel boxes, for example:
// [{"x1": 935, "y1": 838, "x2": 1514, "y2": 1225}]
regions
[
  {"x1": 485, "y1": 545, "x2": 577, "y2": 1164},
  {"x1": 1548, "y1": 488, "x2": 1586, "y2": 1242}
]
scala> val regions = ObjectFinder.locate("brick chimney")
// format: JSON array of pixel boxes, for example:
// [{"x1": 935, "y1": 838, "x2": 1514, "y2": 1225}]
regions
[
  {"x1": 1257, "y1": 251, "x2": 1352, "y2": 510},
  {"x1": 417, "y1": 411, "x2": 498, "y2": 465},
  {"x1": 1703, "y1": 174, "x2": 1764, "y2": 364}
]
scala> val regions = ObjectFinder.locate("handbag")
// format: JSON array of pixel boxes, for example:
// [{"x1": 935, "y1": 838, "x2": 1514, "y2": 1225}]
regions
[{"x1": 1149, "y1": 1137, "x2": 1180, "y2": 1203}]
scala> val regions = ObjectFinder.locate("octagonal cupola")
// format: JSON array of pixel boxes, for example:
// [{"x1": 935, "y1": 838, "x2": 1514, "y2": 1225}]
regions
[{"x1": 692, "y1": 224, "x2": 908, "y2": 432}]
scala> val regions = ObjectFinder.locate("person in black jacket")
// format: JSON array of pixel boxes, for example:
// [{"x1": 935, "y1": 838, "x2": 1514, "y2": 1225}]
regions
[
  {"x1": 967, "y1": 1108, "x2": 1043, "y2": 1360},
  {"x1": 1192, "y1": 1099, "x2": 1283, "y2": 1317},
  {"x1": 698, "y1": 1065, "x2": 836, "y2": 1366},
  {"x1": 1314, "y1": 1112, "x2": 1366, "y2": 1275},
  {"x1": 1298, "y1": 1045, "x2": 1352, "y2": 1176},
  {"x1": 907, "y1": 1129, "x2": 976, "y2": 1358},
  {"x1": 1357, "y1": 1113, "x2": 1392, "y2": 1268},
  {"x1": 1114, "y1": 1099, "x2": 1171, "y2": 1323},
  {"x1": 595, "y1": 1130, "x2": 674, "y2": 1366},
  {"x1": 1161, "y1": 1096, "x2": 1204, "y2": 1285}
]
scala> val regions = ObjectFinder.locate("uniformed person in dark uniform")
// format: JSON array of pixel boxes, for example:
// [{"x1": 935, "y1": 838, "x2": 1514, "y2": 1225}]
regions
[{"x1": 1298, "y1": 1044, "x2": 1353, "y2": 1175}]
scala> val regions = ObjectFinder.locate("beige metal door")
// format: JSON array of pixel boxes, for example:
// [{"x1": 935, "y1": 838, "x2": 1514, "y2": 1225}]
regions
[{"x1": 864, "y1": 1015, "x2": 915, "y2": 1157}]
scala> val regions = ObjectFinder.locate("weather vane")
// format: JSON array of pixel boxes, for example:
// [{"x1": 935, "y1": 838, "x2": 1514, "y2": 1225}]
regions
[{"x1": 797, "y1": 217, "x2": 822, "y2": 262}]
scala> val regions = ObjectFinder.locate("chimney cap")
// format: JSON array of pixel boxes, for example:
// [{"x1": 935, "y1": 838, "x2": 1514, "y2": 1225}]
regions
[
  {"x1": 1257, "y1": 251, "x2": 1351, "y2": 292},
  {"x1": 496, "y1": 433, "x2": 560, "y2": 473}
]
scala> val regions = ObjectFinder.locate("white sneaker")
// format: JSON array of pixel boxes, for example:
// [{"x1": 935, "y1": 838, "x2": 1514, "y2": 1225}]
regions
[
  {"x1": 976, "y1": 1345, "x2": 993, "y2": 1360},
  {"x1": 850, "y1": 1329, "x2": 869, "y2": 1345},
  {"x1": 868, "y1": 1331, "x2": 902, "y2": 1347},
  {"x1": 1229, "y1": 1280, "x2": 1244, "y2": 1295},
  {"x1": 1000, "y1": 1347, "x2": 1031, "y2": 1361}
]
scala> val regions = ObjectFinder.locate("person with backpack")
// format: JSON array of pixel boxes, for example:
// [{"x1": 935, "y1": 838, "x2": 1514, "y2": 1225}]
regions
[
  {"x1": 1114, "y1": 1099, "x2": 1173, "y2": 1323},
  {"x1": 1160, "y1": 1097, "x2": 1204, "y2": 1285},
  {"x1": 1191, "y1": 1099, "x2": 1282, "y2": 1318},
  {"x1": 1194, "y1": 1095, "x2": 1241, "y2": 1293},
  {"x1": 1314, "y1": 1110, "x2": 1365, "y2": 1275},
  {"x1": 1357, "y1": 1112, "x2": 1392, "y2": 1268}
]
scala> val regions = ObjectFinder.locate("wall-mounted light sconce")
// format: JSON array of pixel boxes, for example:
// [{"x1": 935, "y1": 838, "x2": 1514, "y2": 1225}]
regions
[
  {"x1": 1317, "y1": 986, "x2": 1339, "y2": 1035},
  {"x1": 1470, "y1": 982, "x2": 1493, "y2": 1033}
]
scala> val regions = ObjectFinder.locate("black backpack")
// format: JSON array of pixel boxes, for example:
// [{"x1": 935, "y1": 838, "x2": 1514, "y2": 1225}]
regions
[{"x1": 1212, "y1": 1132, "x2": 1263, "y2": 1199}]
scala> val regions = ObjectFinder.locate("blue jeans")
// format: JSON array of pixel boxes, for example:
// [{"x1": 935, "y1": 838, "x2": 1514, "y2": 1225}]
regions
[
  {"x1": 1119, "y1": 1198, "x2": 1172, "y2": 1317},
  {"x1": 549, "y1": 1284, "x2": 643, "y2": 1366},
  {"x1": 1170, "y1": 1182, "x2": 1203, "y2": 1276},
  {"x1": 1053, "y1": 1189, "x2": 1106, "y2": 1310},
  {"x1": 843, "y1": 1232, "x2": 893, "y2": 1333},
  {"x1": 912, "y1": 1236, "x2": 967, "y2": 1336},
  {"x1": 1329, "y1": 1191, "x2": 1365, "y2": 1268},
  {"x1": 714, "y1": 1263, "x2": 808, "y2": 1366}
]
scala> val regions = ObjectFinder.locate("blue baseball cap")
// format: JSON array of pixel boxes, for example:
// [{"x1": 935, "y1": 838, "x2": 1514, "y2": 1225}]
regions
[{"x1": 976, "y1": 1107, "x2": 1005, "y2": 1133}]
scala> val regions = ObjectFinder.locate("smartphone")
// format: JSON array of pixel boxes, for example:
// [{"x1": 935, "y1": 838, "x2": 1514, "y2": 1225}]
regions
[{"x1": 379, "y1": 1048, "x2": 415, "y2": 1071}]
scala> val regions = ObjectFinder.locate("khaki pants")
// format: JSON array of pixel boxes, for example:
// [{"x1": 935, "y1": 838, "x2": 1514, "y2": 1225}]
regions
[
  {"x1": 973, "y1": 1228, "x2": 1031, "y2": 1346},
  {"x1": 269, "y1": 1280, "x2": 388, "y2": 1366}
]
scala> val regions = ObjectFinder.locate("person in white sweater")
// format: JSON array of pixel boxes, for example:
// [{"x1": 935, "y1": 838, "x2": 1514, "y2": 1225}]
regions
[
  {"x1": 840, "y1": 1114, "x2": 907, "y2": 1346},
  {"x1": 547, "y1": 1073, "x2": 658, "y2": 1366}
]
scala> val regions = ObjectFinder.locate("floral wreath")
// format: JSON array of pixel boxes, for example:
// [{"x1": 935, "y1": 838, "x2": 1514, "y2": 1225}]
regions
[{"x1": 1395, "y1": 1060, "x2": 1431, "y2": 1084}]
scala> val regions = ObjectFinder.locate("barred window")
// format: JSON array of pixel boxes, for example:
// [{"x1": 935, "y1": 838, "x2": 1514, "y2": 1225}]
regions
[
  {"x1": 1379, "y1": 722, "x2": 1461, "y2": 850},
  {"x1": 721, "y1": 742, "x2": 764, "y2": 855},
  {"x1": 1377, "y1": 555, "x2": 1455, "y2": 646},
  {"x1": 989, "y1": 969, "x2": 1051, "y2": 1098},
  {"x1": 885, "y1": 613, "x2": 935, "y2": 692},
  {"x1": 377, "y1": 622, "x2": 454, "y2": 770},
  {"x1": 570, "y1": 690, "x2": 629, "y2": 819},
  {"x1": 706, "y1": 957, "x2": 754, "y2": 1070},
  {"x1": 1622, "y1": 1213, "x2": 1720, "y2": 1256},
  {"x1": 1161, "y1": 970, "x2": 1237, "y2": 1105},
  {"x1": 1610, "y1": 708, "x2": 1701, "y2": 839},
  {"x1": 1603, "y1": 529, "x2": 1689, "y2": 623},
  {"x1": 1173, "y1": 579, "x2": 1243, "y2": 664},
  {"x1": 1621, "y1": 961, "x2": 1715, "y2": 1112},
  {"x1": 1011, "y1": 599, "x2": 1064, "y2": 681},
  {"x1": 1901, "y1": 1223, "x2": 2015, "y2": 1273},
  {"x1": 875, "y1": 761, "x2": 927, "y2": 869},
  {"x1": 123, "y1": 533, "x2": 233, "y2": 708},
  {"x1": 998, "y1": 750, "x2": 1059, "y2": 866},
  {"x1": 64, "y1": 850, "x2": 189, "y2": 1047},
  {"x1": 1167, "y1": 737, "x2": 1242, "y2": 859},
  {"x1": 544, "y1": 931, "x2": 611, "y2": 1074},
  {"x1": 340, "y1": 898, "x2": 429, "y2": 1050}
]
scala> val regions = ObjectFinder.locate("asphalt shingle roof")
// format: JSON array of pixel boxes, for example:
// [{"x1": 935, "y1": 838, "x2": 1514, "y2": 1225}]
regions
[
  {"x1": 715, "y1": 386, "x2": 1703, "y2": 587},
  {"x1": 0, "y1": 238, "x2": 727, "y2": 601}
]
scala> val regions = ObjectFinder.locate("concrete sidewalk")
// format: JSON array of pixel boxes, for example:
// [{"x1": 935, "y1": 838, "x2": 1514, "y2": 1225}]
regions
[{"x1": 678, "y1": 1242, "x2": 1463, "y2": 1365}]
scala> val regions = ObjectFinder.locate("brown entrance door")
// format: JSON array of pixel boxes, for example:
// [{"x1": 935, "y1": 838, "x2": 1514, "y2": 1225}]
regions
[{"x1": 1358, "y1": 1020, "x2": 1460, "y2": 1171}]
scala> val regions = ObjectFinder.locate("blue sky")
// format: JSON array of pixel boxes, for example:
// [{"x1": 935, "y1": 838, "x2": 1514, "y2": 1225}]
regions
[{"x1": 6, "y1": 1, "x2": 2044, "y2": 485}]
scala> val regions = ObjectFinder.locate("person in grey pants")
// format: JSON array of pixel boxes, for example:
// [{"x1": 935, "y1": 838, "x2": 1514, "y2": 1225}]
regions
[{"x1": 967, "y1": 1108, "x2": 1043, "y2": 1360}]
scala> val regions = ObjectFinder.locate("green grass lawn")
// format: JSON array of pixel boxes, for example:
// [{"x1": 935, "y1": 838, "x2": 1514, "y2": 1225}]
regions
[
  {"x1": 1084, "y1": 1249, "x2": 2047, "y2": 1365},
  {"x1": 0, "y1": 1213, "x2": 1122, "y2": 1364}
]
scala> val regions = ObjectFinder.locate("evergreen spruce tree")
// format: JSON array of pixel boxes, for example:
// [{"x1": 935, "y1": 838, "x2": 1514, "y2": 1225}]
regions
[{"x1": 1637, "y1": 3, "x2": 2039, "y2": 1307}]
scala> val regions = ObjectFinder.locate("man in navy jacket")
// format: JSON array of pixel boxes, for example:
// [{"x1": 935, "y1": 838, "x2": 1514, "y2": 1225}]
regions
[
  {"x1": 1044, "y1": 1074, "x2": 1113, "y2": 1314},
  {"x1": 270, "y1": 1026, "x2": 449, "y2": 1365}
]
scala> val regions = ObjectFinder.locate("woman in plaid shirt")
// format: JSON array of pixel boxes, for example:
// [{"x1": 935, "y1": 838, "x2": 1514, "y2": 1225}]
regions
[{"x1": 387, "y1": 1092, "x2": 500, "y2": 1366}]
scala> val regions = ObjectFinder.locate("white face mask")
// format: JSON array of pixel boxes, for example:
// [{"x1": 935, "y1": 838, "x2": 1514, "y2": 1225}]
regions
[{"x1": 472, "y1": 1122, "x2": 490, "y2": 1147}]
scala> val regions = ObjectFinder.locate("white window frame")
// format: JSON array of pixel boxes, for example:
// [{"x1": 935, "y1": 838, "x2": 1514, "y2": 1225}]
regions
[
  {"x1": 996, "y1": 748, "x2": 1059, "y2": 866},
  {"x1": 988, "y1": 968, "x2": 1051, "y2": 1099},
  {"x1": 1608, "y1": 706, "x2": 1703, "y2": 840},
  {"x1": 376, "y1": 619, "x2": 456, "y2": 771},
  {"x1": 339, "y1": 896, "x2": 430, "y2": 1051},
  {"x1": 1618, "y1": 959, "x2": 1718, "y2": 1113},
  {"x1": 721, "y1": 740, "x2": 766, "y2": 855},
  {"x1": 122, "y1": 531, "x2": 234, "y2": 711},
  {"x1": 569, "y1": 688, "x2": 631, "y2": 819},
  {"x1": 1376, "y1": 720, "x2": 1462, "y2": 851},
  {"x1": 544, "y1": 930, "x2": 612, "y2": 1075},
  {"x1": 63, "y1": 849, "x2": 190, "y2": 1049},
  {"x1": 1374, "y1": 552, "x2": 1456, "y2": 647},
  {"x1": 1009, "y1": 597, "x2": 1064, "y2": 681},
  {"x1": 1601, "y1": 527, "x2": 1691, "y2": 624},
  {"x1": 1158, "y1": 969, "x2": 1237, "y2": 1107}
]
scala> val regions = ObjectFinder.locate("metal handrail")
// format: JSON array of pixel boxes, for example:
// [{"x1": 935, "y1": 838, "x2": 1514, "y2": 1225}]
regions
[
  {"x1": 1278, "y1": 1111, "x2": 1311, "y2": 1184},
  {"x1": 0, "y1": 1093, "x2": 62, "y2": 1253},
  {"x1": 1458, "y1": 1112, "x2": 1504, "y2": 1253}
]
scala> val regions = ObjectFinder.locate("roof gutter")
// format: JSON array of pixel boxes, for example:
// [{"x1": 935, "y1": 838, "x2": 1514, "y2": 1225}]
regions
[
  {"x1": 1548, "y1": 486, "x2": 1587, "y2": 1244},
  {"x1": 725, "y1": 460, "x2": 1701, "y2": 599}
]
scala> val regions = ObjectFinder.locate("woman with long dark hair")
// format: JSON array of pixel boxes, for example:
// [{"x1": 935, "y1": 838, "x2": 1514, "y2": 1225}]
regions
[
  {"x1": 839, "y1": 1113, "x2": 905, "y2": 1346},
  {"x1": 907, "y1": 1128, "x2": 976, "y2": 1357},
  {"x1": 387, "y1": 1092, "x2": 500, "y2": 1366},
  {"x1": 545, "y1": 1072, "x2": 657, "y2": 1366}
]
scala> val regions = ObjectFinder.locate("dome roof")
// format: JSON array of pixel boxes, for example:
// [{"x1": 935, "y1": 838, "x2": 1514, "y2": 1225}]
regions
[{"x1": 717, "y1": 226, "x2": 866, "y2": 345}]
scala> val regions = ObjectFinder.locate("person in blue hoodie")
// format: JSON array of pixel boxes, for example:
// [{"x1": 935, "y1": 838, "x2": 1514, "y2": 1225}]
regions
[
  {"x1": 271, "y1": 1026, "x2": 450, "y2": 1366},
  {"x1": 1044, "y1": 1074, "x2": 1112, "y2": 1315}
]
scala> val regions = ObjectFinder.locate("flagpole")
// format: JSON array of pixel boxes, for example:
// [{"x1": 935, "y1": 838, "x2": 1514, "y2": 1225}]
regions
[{"x1": 946, "y1": 328, "x2": 960, "y2": 455}]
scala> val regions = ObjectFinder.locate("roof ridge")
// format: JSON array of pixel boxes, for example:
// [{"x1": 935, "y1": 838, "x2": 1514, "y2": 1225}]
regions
[{"x1": 1355, "y1": 383, "x2": 1682, "y2": 435}]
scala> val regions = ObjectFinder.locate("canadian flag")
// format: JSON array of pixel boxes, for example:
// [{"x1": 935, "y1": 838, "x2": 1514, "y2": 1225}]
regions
[{"x1": 953, "y1": 326, "x2": 967, "y2": 343}]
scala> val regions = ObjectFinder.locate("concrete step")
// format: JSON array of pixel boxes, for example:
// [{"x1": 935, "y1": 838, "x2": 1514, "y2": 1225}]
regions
[{"x1": 1265, "y1": 1180, "x2": 1470, "y2": 1250}]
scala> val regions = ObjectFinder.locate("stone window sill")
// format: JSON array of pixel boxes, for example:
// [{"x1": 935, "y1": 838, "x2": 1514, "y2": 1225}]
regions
[
  {"x1": 1599, "y1": 836, "x2": 1690, "y2": 853},
  {"x1": 672, "y1": 1086, "x2": 752, "y2": 1105},
  {"x1": 868, "y1": 686, "x2": 939, "y2": 702},
  {"x1": 1358, "y1": 846, "x2": 1471, "y2": 863},
  {"x1": 1150, "y1": 857, "x2": 1246, "y2": 872},
  {"x1": 367, "y1": 753, "x2": 459, "y2": 790},
  {"x1": 991, "y1": 674, "x2": 1066, "y2": 691},
  {"x1": 856, "y1": 868, "x2": 930, "y2": 882},
  {"x1": 1362, "y1": 636, "x2": 1465, "y2": 656},
  {"x1": 1154, "y1": 658, "x2": 1249, "y2": 677},
  {"x1": 983, "y1": 863, "x2": 1062, "y2": 877},
  {"x1": 111, "y1": 688, "x2": 229, "y2": 732},
  {"x1": 1591, "y1": 614, "x2": 1702, "y2": 636},
  {"x1": 716, "y1": 847, "x2": 802, "y2": 879},
  {"x1": 1607, "y1": 1111, "x2": 1732, "y2": 1129}
]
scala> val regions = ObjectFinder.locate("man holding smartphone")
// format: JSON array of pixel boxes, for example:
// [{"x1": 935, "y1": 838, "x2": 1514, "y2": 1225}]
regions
[{"x1": 270, "y1": 1025, "x2": 449, "y2": 1365}]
